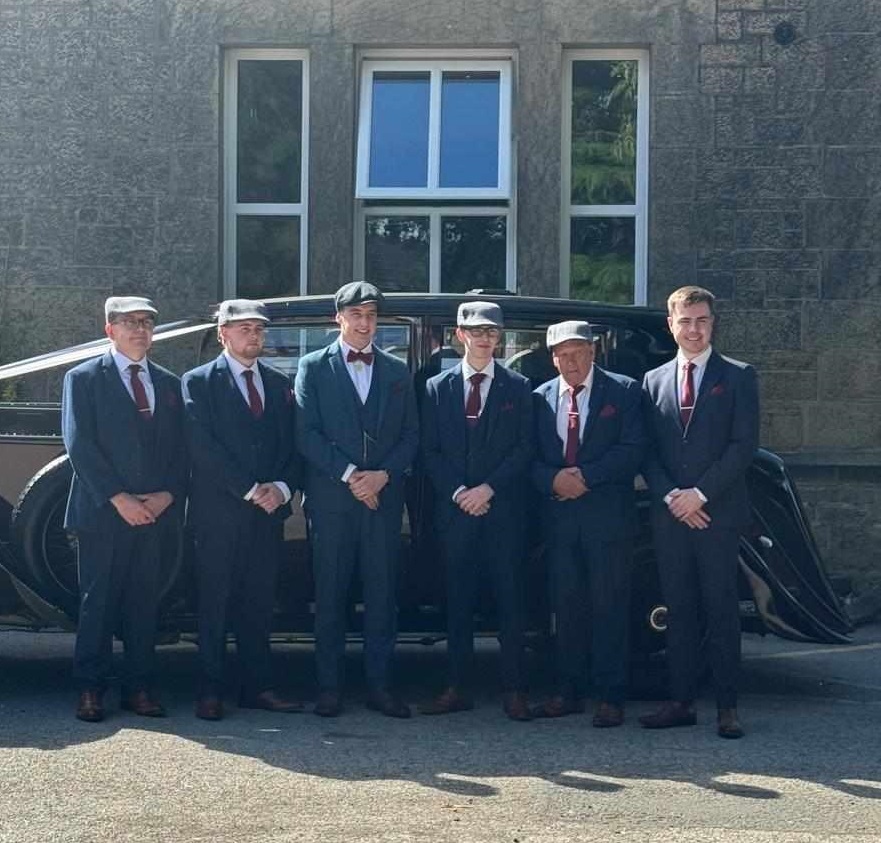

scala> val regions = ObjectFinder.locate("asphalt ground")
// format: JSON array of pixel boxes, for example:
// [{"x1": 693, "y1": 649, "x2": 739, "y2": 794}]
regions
[{"x1": 0, "y1": 625, "x2": 879, "y2": 843}]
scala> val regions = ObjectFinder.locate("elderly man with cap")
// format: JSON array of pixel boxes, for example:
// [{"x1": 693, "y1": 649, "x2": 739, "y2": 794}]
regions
[
  {"x1": 295, "y1": 282, "x2": 419, "y2": 718},
  {"x1": 419, "y1": 302, "x2": 534, "y2": 721},
  {"x1": 182, "y1": 299, "x2": 302, "y2": 720},
  {"x1": 530, "y1": 321, "x2": 646, "y2": 727},
  {"x1": 62, "y1": 296, "x2": 185, "y2": 722}
]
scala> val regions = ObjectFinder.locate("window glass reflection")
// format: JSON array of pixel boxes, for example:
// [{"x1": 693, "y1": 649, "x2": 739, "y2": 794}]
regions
[
  {"x1": 441, "y1": 215, "x2": 506, "y2": 293},
  {"x1": 369, "y1": 73, "x2": 430, "y2": 188},
  {"x1": 236, "y1": 216, "x2": 300, "y2": 299},
  {"x1": 570, "y1": 217, "x2": 635, "y2": 304},
  {"x1": 440, "y1": 72, "x2": 500, "y2": 188},
  {"x1": 365, "y1": 216, "x2": 430, "y2": 291}
]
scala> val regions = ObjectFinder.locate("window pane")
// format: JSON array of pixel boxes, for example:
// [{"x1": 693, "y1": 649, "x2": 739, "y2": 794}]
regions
[
  {"x1": 369, "y1": 73, "x2": 430, "y2": 188},
  {"x1": 237, "y1": 60, "x2": 303, "y2": 203},
  {"x1": 365, "y1": 216, "x2": 430, "y2": 291},
  {"x1": 440, "y1": 72, "x2": 500, "y2": 188},
  {"x1": 441, "y1": 215, "x2": 506, "y2": 293},
  {"x1": 236, "y1": 216, "x2": 300, "y2": 298},
  {"x1": 571, "y1": 60, "x2": 637, "y2": 205},
  {"x1": 570, "y1": 217, "x2": 634, "y2": 304}
]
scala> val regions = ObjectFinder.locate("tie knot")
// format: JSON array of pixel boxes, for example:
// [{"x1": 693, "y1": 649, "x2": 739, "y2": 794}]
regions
[
  {"x1": 683, "y1": 361, "x2": 694, "y2": 373},
  {"x1": 469, "y1": 372, "x2": 487, "y2": 385},
  {"x1": 242, "y1": 368, "x2": 255, "y2": 382},
  {"x1": 347, "y1": 349, "x2": 374, "y2": 365},
  {"x1": 128, "y1": 364, "x2": 143, "y2": 376},
  {"x1": 569, "y1": 384, "x2": 584, "y2": 398}
]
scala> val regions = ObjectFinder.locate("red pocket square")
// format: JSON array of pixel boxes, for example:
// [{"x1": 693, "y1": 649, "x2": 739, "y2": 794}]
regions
[
  {"x1": 710, "y1": 384, "x2": 725, "y2": 396},
  {"x1": 164, "y1": 391, "x2": 179, "y2": 407},
  {"x1": 501, "y1": 401, "x2": 515, "y2": 412},
  {"x1": 599, "y1": 403, "x2": 617, "y2": 418}
]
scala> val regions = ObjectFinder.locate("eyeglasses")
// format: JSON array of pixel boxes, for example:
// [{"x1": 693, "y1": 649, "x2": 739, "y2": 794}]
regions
[
  {"x1": 114, "y1": 317, "x2": 156, "y2": 331},
  {"x1": 464, "y1": 327, "x2": 501, "y2": 339}
]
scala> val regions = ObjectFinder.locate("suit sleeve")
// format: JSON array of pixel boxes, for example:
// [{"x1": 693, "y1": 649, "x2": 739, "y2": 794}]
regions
[
  {"x1": 578, "y1": 378, "x2": 646, "y2": 488},
  {"x1": 485, "y1": 376, "x2": 534, "y2": 493},
  {"x1": 61, "y1": 368, "x2": 127, "y2": 505},
  {"x1": 640, "y1": 375, "x2": 678, "y2": 503},
  {"x1": 420, "y1": 378, "x2": 462, "y2": 500},
  {"x1": 294, "y1": 355, "x2": 358, "y2": 481},
  {"x1": 378, "y1": 368, "x2": 419, "y2": 478},
  {"x1": 182, "y1": 371, "x2": 257, "y2": 500},
  {"x1": 695, "y1": 364, "x2": 759, "y2": 502},
  {"x1": 531, "y1": 390, "x2": 561, "y2": 497},
  {"x1": 160, "y1": 374, "x2": 188, "y2": 504},
  {"x1": 278, "y1": 375, "x2": 302, "y2": 492}
]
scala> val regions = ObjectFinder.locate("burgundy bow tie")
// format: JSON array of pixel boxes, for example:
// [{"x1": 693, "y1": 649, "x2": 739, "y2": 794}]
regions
[{"x1": 347, "y1": 349, "x2": 374, "y2": 365}]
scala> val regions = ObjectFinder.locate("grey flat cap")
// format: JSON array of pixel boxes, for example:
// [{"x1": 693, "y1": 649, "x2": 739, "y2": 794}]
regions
[
  {"x1": 216, "y1": 299, "x2": 270, "y2": 325},
  {"x1": 457, "y1": 301, "x2": 504, "y2": 329},
  {"x1": 546, "y1": 320, "x2": 596, "y2": 349},
  {"x1": 105, "y1": 296, "x2": 158, "y2": 322},
  {"x1": 335, "y1": 281, "x2": 384, "y2": 312}
]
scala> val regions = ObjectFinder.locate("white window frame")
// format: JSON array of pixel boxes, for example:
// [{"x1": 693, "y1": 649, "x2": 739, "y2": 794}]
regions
[
  {"x1": 561, "y1": 49, "x2": 649, "y2": 304},
  {"x1": 356, "y1": 58, "x2": 513, "y2": 200},
  {"x1": 354, "y1": 205, "x2": 516, "y2": 293},
  {"x1": 223, "y1": 48, "x2": 310, "y2": 297}
]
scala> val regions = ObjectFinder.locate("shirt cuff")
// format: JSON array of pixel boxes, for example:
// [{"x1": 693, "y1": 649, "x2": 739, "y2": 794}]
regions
[
  {"x1": 452, "y1": 485, "x2": 467, "y2": 503},
  {"x1": 244, "y1": 482, "x2": 259, "y2": 501},
  {"x1": 694, "y1": 487, "x2": 707, "y2": 503},
  {"x1": 663, "y1": 487, "x2": 681, "y2": 506},
  {"x1": 273, "y1": 482, "x2": 292, "y2": 505},
  {"x1": 342, "y1": 464, "x2": 357, "y2": 483}
]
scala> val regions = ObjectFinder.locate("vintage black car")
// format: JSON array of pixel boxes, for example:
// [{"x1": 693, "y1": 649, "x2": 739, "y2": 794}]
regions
[{"x1": 0, "y1": 293, "x2": 852, "y2": 654}]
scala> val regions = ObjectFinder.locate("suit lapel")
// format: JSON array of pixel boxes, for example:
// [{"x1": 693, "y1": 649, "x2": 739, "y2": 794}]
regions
[
  {"x1": 373, "y1": 349, "x2": 390, "y2": 432},
  {"x1": 327, "y1": 340, "x2": 362, "y2": 418},
  {"x1": 691, "y1": 351, "x2": 724, "y2": 424},
  {"x1": 659, "y1": 358, "x2": 682, "y2": 432},
  {"x1": 482, "y1": 368, "x2": 505, "y2": 440},
  {"x1": 579, "y1": 366, "x2": 606, "y2": 447},
  {"x1": 215, "y1": 354, "x2": 252, "y2": 423},
  {"x1": 446, "y1": 365, "x2": 468, "y2": 437},
  {"x1": 101, "y1": 352, "x2": 139, "y2": 423},
  {"x1": 541, "y1": 377, "x2": 562, "y2": 448}
]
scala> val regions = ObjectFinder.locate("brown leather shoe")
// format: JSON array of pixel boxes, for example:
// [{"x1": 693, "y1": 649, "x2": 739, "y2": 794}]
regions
[
  {"x1": 314, "y1": 691, "x2": 343, "y2": 718},
  {"x1": 419, "y1": 687, "x2": 474, "y2": 715},
  {"x1": 195, "y1": 695, "x2": 224, "y2": 721},
  {"x1": 503, "y1": 691, "x2": 533, "y2": 722},
  {"x1": 239, "y1": 690, "x2": 304, "y2": 714},
  {"x1": 76, "y1": 690, "x2": 104, "y2": 723},
  {"x1": 366, "y1": 689, "x2": 412, "y2": 719},
  {"x1": 121, "y1": 690, "x2": 167, "y2": 718},
  {"x1": 529, "y1": 694, "x2": 585, "y2": 719},
  {"x1": 638, "y1": 701, "x2": 697, "y2": 729},
  {"x1": 717, "y1": 707, "x2": 744, "y2": 739},
  {"x1": 592, "y1": 701, "x2": 624, "y2": 728}
]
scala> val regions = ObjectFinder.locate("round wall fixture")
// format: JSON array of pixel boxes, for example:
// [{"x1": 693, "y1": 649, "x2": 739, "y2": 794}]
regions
[{"x1": 773, "y1": 21, "x2": 797, "y2": 46}]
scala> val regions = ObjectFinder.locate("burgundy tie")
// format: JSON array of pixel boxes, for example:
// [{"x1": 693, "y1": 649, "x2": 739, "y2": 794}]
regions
[
  {"x1": 242, "y1": 369, "x2": 264, "y2": 419},
  {"x1": 465, "y1": 372, "x2": 487, "y2": 428},
  {"x1": 128, "y1": 364, "x2": 152, "y2": 419},
  {"x1": 347, "y1": 349, "x2": 374, "y2": 365},
  {"x1": 564, "y1": 385, "x2": 584, "y2": 466},
  {"x1": 680, "y1": 361, "x2": 695, "y2": 427}
]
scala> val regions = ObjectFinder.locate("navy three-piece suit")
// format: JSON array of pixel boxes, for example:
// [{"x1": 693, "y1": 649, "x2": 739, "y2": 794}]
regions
[
  {"x1": 295, "y1": 340, "x2": 419, "y2": 693},
  {"x1": 532, "y1": 367, "x2": 646, "y2": 704},
  {"x1": 182, "y1": 354, "x2": 301, "y2": 696},
  {"x1": 62, "y1": 352, "x2": 185, "y2": 692},
  {"x1": 421, "y1": 363, "x2": 533, "y2": 691},
  {"x1": 642, "y1": 351, "x2": 759, "y2": 708}
]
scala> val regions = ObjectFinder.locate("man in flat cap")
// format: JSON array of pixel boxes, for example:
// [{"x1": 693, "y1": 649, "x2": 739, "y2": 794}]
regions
[
  {"x1": 419, "y1": 302, "x2": 534, "y2": 721},
  {"x1": 62, "y1": 296, "x2": 185, "y2": 722},
  {"x1": 182, "y1": 299, "x2": 302, "y2": 720},
  {"x1": 530, "y1": 321, "x2": 646, "y2": 727},
  {"x1": 295, "y1": 282, "x2": 419, "y2": 718}
]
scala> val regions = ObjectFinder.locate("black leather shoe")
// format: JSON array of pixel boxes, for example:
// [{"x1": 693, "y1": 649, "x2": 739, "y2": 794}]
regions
[
  {"x1": 638, "y1": 701, "x2": 697, "y2": 729},
  {"x1": 76, "y1": 690, "x2": 104, "y2": 723},
  {"x1": 195, "y1": 695, "x2": 224, "y2": 721},
  {"x1": 717, "y1": 707, "x2": 744, "y2": 739},
  {"x1": 592, "y1": 701, "x2": 624, "y2": 728},
  {"x1": 314, "y1": 691, "x2": 343, "y2": 718},
  {"x1": 418, "y1": 687, "x2": 474, "y2": 715},
  {"x1": 366, "y1": 689, "x2": 411, "y2": 719},
  {"x1": 121, "y1": 690, "x2": 167, "y2": 718},
  {"x1": 239, "y1": 690, "x2": 304, "y2": 713},
  {"x1": 503, "y1": 691, "x2": 533, "y2": 722},
  {"x1": 529, "y1": 694, "x2": 585, "y2": 719}
]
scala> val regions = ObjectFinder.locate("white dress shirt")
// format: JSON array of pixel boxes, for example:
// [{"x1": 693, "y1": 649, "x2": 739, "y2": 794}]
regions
[
  {"x1": 340, "y1": 339, "x2": 374, "y2": 404},
  {"x1": 222, "y1": 351, "x2": 290, "y2": 505},
  {"x1": 555, "y1": 367, "x2": 594, "y2": 458},
  {"x1": 111, "y1": 348, "x2": 155, "y2": 414}
]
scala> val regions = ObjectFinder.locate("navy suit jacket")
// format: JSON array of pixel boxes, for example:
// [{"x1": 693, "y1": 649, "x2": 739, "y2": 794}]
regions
[
  {"x1": 182, "y1": 354, "x2": 301, "y2": 528},
  {"x1": 61, "y1": 352, "x2": 186, "y2": 533},
  {"x1": 642, "y1": 350, "x2": 759, "y2": 529},
  {"x1": 294, "y1": 339, "x2": 419, "y2": 515},
  {"x1": 532, "y1": 366, "x2": 646, "y2": 539},
  {"x1": 421, "y1": 363, "x2": 533, "y2": 526}
]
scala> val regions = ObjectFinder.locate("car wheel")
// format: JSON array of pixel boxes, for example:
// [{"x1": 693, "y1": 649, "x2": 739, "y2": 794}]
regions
[{"x1": 10, "y1": 455, "x2": 185, "y2": 619}]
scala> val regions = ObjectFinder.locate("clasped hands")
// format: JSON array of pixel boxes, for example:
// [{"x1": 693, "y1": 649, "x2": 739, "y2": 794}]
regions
[
  {"x1": 111, "y1": 491, "x2": 173, "y2": 526},
  {"x1": 348, "y1": 469, "x2": 389, "y2": 511},
  {"x1": 552, "y1": 466, "x2": 589, "y2": 501},
  {"x1": 667, "y1": 488, "x2": 711, "y2": 529},
  {"x1": 455, "y1": 483, "x2": 494, "y2": 517}
]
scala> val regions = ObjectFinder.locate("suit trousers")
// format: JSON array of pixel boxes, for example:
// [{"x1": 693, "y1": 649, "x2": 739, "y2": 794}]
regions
[
  {"x1": 73, "y1": 520, "x2": 164, "y2": 692},
  {"x1": 438, "y1": 504, "x2": 526, "y2": 692},
  {"x1": 194, "y1": 507, "x2": 282, "y2": 695},
  {"x1": 309, "y1": 497, "x2": 402, "y2": 692},
  {"x1": 653, "y1": 515, "x2": 741, "y2": 708},
  {"x1": 546, "y1": 506, "x2": 632, "y2": 704}
]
